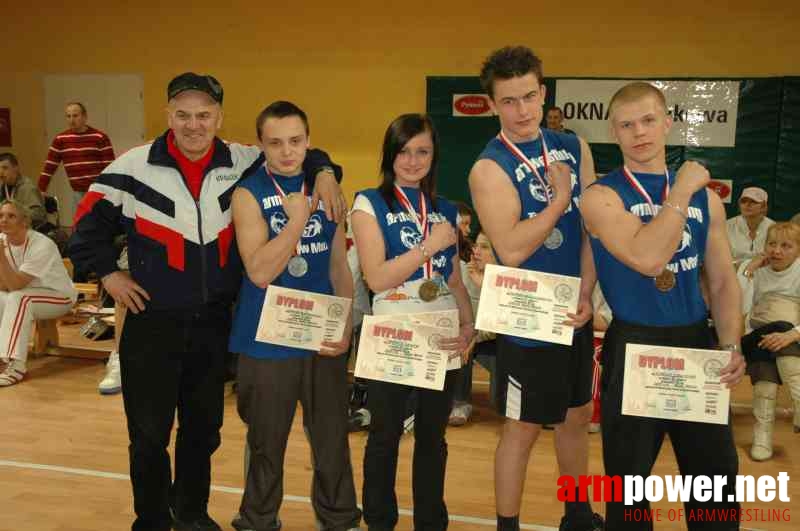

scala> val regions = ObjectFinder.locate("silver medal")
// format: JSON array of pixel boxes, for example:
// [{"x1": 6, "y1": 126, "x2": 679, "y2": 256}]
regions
[
  {"x1": 544, "y1": 227, "x2": 564, "y2": 250},
  {"x1": 288, "y1": 256, "x2": 308, "y2": 278}
]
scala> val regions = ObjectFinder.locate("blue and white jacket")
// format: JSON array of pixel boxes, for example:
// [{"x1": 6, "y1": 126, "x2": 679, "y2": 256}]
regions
[{"x1": 68, "y1": 130, "x2": 340, "y2": 311}]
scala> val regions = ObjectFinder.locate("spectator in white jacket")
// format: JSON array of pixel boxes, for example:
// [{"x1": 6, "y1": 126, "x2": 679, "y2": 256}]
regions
[
  {"x1": 0, "y1": 199, "x2": 77, "y2": 386},
  {"x1": 726, "y1": 186, "x2": 774, "y2": 266}
]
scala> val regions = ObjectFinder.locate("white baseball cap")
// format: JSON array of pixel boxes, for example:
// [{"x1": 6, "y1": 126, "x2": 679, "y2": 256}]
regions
[{"x1": 740, "y1": 187, "x2": 768, "y2": 203}]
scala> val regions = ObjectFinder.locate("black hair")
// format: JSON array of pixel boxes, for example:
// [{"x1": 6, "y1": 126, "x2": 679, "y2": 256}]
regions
[
  {"x1": 378, "y1": 114, "x2": 439, "y2": 211},
  {"x1": 453, "y1": 200, "x2": 474, "y2": 219},
  {"x1": 458, "y1": 229, "x2": 473, "y2": 262},
  {"x1": 0, "y1": 152, "x2": 19, "y2": 166},
  {"x1": 256, "y1": 100, "x2": 309, "y2": 140},
  {"x1": 479, "y1": 46, "x2": 544, "y2": 99}
]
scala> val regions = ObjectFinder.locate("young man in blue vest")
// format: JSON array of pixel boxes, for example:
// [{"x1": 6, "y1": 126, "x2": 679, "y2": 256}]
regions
[
  {"x1": 580, "y1": 81, "x2": 746, "y2": 530},
  {"x1": 469, "y1": 46, "x2": 602, "y2": 531}
]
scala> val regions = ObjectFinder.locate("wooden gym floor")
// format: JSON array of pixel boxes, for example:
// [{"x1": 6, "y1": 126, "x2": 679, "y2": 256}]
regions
[{"x1": 1, "y1": 324, "x2": 798, "y2": 530}]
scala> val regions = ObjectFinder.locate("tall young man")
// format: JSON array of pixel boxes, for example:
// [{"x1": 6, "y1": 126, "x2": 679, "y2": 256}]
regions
[
  {"x1": 469, "y1": 46, "x2": 602, "y2": 531},
  {"x1": 580, "y1": 82, "x2": 746, "y2": 530}
]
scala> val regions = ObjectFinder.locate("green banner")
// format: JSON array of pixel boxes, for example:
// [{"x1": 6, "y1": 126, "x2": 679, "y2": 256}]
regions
[{"x1": 427, "y1": 76, "x2": 797, "y2": 221}]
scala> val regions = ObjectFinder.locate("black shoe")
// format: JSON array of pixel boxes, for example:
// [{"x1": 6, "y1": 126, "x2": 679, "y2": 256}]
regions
[
  {"x1": 348, "y1": 407, "x2": 371, "y2": 432},
  {"x1": 231, "y1": 514, "x2": 281, "y2": 530},
  {"x1": 559, "y1": 512, "x2": 604, "y2": 531},
  {"x1": 349, "y1": 381, "x2": 368, "y2": 410},
  {"x1": 173, "y1": 513, "x2": 223, "y2": 531}
]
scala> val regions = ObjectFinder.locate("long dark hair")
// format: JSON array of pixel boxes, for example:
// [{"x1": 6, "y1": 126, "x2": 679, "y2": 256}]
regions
[
  {"x1": 378, "y1": 114, "x2": 439, "y2": 212},
  {"x1": 458, "y1": 230, "x2": 473, "y2": 262}
]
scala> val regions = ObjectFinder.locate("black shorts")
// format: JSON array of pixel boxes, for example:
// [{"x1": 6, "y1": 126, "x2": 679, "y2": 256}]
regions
[{"x1": 495, "y1": 325, "x2": 594, "y2": 425}]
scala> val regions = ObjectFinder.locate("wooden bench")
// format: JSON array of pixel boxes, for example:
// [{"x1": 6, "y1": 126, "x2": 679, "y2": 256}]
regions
[{"x1": 32, "y1": 282, "x2": 111, "y2": 361}]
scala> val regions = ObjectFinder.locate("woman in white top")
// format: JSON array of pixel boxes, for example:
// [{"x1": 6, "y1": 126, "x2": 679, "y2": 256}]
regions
[
  {"x1": 0, "y1": 200, "x2": 77, "y2": 386},
  {"x1": 726, "y1": 186, "x2": 775, "y2": 265},
  {"x1": 352, "y1": 114, "x2": 473, "y2": 531},
  {"x1": 738, "y1": 222, "x2": 800, "y2": 460}
]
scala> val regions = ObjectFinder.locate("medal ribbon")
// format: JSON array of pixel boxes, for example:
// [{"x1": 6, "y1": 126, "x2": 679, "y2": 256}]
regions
[
  {"x1": 6, "y1": 234, "x2": 29, "y2": 270},
  {"x1": 498, "y1": 130, "x2": 551, "y2": 204},
  {"x1": 622, "y1": 166, "x2": 671, "y2": 215},
  {"x1": 393, "y1": 184, "x2": 432, "y2": 279},
  {"x1": 267, "y1": 165, "x2": 307, "y2": 257},
  {"x1": 623, "y1": 166, "x2": 675, "y2": 285}
]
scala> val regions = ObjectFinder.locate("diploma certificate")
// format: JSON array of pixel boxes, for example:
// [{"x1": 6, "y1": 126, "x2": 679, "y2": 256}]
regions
[
  {"x1": 355, "y1": 313, "x2": 457, "y2": 391},
  {"x1": 475, "y1": 264, "x2": 580, "y2": 345},
  {"x1": 256, "y1": 285, "x2": 351, "y2": 351},
  {"x1": 622, "y1": 343, "x2": 732, "y2": 425},
  {"x1": 387, "y1": 310, "x2": 461, "y2": 370}
]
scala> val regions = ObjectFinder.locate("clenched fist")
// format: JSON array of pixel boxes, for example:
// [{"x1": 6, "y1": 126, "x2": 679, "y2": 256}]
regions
[
  {"x1": 547, "y1": 161, "x2": 573, "y2": 207},
  {"x1": 425, "y1": 222, "x2": 457, "y2": 255},
  {"x1": 283, "y1": 192, "x2": 311, "y2": 222},
  {"x1": 674, "y1": 161, "x2": 710, "y2": 196}
]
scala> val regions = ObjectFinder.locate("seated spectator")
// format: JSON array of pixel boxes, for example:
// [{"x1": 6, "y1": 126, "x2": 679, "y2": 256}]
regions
[
  {"x1": 449, "y1": 229, "x2": 498, "y2": 425},
  {"x1": 454, "y1": 201, "x2": 474, "y2": 241},
  {"x1": 545, "y1": 106, "x2": 576, "y2": 135},
  {"x1": 0, "y1": 200, "x2": 77, "y2": 386},
  {"x1": 738, "y1": 222, "x2": 800, "y2": 460},
  {"x1": 345, "y1": 211, "x2": 372, "y2": 431},
  {"x1": 726, "y1": 186, "x2": 774, "y2": 266},
  {"x1": 0, "y1": 153, "x2": 47, "y2": 232}
]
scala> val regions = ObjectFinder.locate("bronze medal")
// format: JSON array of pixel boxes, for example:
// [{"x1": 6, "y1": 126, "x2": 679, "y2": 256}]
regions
[
  {"x1": 654, "y1": 269, "x2": 676, "y2": 292},
  {"x1": 418, "y1": 280, "x2": 439, "y2": 302}
]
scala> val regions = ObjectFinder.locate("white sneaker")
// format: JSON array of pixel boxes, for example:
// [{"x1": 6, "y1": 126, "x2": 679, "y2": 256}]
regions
[
  {"x1": 98, "y1": 350, "x2": 121, "y2": 395},
  {"x1": 403, "y1": 413, "x2": 415, "y2": 434},
  {"x1": 448, "y1": 403, "x2": 473, "y2": 426}
]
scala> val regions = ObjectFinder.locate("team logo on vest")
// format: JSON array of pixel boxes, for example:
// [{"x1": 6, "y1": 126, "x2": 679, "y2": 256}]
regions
[
  {"x1": 400, "y1": 226, "x2": 422, "y2": 249},
  {"x1": 528, "y1": 180, "x2": 552, "y2": 203},
  {"x1": 432, "y1": 255, "x2": 447, "y2": 269},
  {"x1": 270, "y1": 212, "x2": 288, "y2": 234},
  {"x1": 303, "y1": 214, "x2": 324, "y2": 238},
  {"x1": 527, "y1": 171, "x2": 578, "y2": 206},
  {"x1": 677, "y1": 227, "x2": 693, "y2": 253}
]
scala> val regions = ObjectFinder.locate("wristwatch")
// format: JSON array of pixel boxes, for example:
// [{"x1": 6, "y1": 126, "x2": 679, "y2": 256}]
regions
[
  {"x1": 719, "y1": 343, "x2": 741, "y2": 353},
  {"x1": 318, "y1": 165, "x2": 335, "y2": 175}
]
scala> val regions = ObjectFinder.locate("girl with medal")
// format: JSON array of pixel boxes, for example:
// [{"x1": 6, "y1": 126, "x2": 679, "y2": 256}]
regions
[
  {"x1": 351, "y1": 114, "x2": 474, "y2": 531},
  {"x1": 229, "y1": 102, "x2": 362, "y2": 531}
]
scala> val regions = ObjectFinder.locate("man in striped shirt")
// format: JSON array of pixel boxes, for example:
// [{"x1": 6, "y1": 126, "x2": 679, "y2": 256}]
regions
[{"x1": 38, "y1": 102, "x2": 116, "y2": 214}]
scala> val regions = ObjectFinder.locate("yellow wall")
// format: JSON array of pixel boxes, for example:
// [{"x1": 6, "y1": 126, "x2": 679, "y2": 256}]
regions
[{"x1": 2, "y1": 1, "x2": 799, "y2": 201}]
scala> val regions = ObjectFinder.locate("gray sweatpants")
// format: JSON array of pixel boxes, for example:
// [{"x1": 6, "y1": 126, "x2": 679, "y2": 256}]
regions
[{"x1": 235, "y1": 353, "x2": 361, "y2": 531}]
